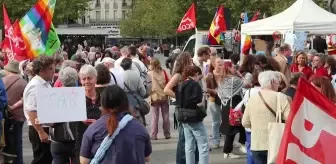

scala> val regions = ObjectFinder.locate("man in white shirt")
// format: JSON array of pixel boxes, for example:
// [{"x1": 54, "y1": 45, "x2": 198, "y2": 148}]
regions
[
  {"x1": 102, "y1": 57, "x2": 124, "y2": 88},
  {"x1": 23, "y1": 56, "x2": 55, "y2": 164},
  {"x1": 193, "y1": 47, "x2": 211, "y2": 107},
  {"x1": 114, "y1": 46, "x2": 138, "y2": 72}
]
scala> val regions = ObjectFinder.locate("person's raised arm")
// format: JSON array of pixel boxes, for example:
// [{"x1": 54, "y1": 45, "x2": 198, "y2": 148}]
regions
[{"x1": 163, "y1": 73, "x2": 180, "y2": 98}]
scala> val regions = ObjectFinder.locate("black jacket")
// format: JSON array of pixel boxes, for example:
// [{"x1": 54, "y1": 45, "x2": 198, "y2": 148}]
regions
[{"x1": 176, "y1": 79, "x2": 203, "y2": 109}]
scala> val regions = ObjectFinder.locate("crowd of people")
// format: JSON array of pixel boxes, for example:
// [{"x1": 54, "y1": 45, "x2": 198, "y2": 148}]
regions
[{"x1": 0, "y1": 41, "x2": 333, "y2": 164}]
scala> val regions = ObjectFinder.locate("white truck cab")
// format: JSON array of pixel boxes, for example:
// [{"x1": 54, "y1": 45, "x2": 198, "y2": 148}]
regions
[{"x1": 182, "y1": 30, "x2": 234, "y2": 59}]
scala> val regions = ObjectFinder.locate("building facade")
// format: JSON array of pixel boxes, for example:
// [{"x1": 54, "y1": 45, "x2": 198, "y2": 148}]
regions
[{"x1": 78, "y1": 0, "x2": 133, "y2": 27}]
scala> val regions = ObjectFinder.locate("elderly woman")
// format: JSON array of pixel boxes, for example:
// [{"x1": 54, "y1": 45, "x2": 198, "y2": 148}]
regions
[
  {"x1": 53, "y1": 60, "x2": 78, "y2": 87},
  {"x1": 50, "y1": 67, "x2": 78, "y2": 164},
  {"x1": 242, "y1": 71, "x2": 291, "y2": 164},
  {"x1": 75, "y1": 65, "x2": 102, "y2": 161}
]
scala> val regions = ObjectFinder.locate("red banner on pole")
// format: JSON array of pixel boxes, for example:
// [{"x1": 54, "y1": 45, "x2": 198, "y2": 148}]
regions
[
  {"x1": 277, "y1": 78, "x2": 336, "y2": 163},
  {"x1": 176, "y1": 3, "x2": 196, "y2": 33}
]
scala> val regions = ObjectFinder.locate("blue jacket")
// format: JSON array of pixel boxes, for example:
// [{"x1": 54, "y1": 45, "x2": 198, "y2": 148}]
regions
[{"x1": 0, "y1": 79, "x2": 8, "y2": 120}]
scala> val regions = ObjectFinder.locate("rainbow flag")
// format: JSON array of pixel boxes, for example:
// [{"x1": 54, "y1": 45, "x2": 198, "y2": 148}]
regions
[
  {"x1": 241, "y1": 11, "x2": 260, "y2": 55},
  {"x1": 19, "y1": 0, "x2": 60, "y2": 59}
]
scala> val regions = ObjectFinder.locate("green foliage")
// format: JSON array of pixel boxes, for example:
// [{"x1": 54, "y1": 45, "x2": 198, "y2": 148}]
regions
[
  {"x1": 1, "y1": 0, "x2": 90, "y2": 25},
  {"x1": 121, "y1": 0, "x2": 328, "y2": 37}
]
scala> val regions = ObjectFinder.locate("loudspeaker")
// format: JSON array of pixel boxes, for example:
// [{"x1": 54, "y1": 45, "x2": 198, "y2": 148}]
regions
[{"x1": 224, "y1": 8, "x2": 232, "y2": 30}]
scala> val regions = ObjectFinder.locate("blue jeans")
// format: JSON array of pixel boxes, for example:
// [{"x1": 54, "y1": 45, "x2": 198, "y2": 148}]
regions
[
  {"x1": 2, "y1": 120, "x2": 24, "y2": 164},
  {"x1": 246, "y1": 131, "x2": 254, "y2": 164},
  {"x1": 183, "y1": 122, "x2": 209, "y2": 164},
  {"x1": 208, "y1": 101, "x2": 221, "y2": 145}
]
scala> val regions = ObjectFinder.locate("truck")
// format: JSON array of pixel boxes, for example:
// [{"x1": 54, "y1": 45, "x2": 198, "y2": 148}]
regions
[{"x1": 182, "y1": 30, "x2": 234, "y2": 59}]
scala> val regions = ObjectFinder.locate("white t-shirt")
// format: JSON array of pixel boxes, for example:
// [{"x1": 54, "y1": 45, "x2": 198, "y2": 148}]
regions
[
  {"x1": 23, "y1": 75, "x2": 52, "y2": 126},
  {"x1": 241, "y1": 86, "x2": 262, "y2": 132},
  {"x1": 109, "y1": 68, "x2": 124, "y2": 89}
]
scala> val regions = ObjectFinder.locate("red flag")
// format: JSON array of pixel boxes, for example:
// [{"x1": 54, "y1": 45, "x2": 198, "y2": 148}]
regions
[
  {"x1": 277, "y1": 78, "x2": 336, "y2": 164},
  {"x1": 1, "y1": 5, "x2": 27, "y2": 63},
  {"x1": 208, "y1": 5, "x2": 227, "y2": 45},
  {"x1": 177, "y1": 3, "x2": 196, "y2": 33},
  {"x1": 250, "y1": 11, "x2": 260, "y2": 22}
]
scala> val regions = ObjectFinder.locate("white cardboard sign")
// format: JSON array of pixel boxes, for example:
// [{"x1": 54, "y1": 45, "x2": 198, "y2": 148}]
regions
[{"x1": 36, "y1": 87, "x2": 87, "y2": 123}]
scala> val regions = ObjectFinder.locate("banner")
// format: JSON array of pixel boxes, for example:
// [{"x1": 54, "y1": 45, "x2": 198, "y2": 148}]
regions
[
  {"x1": 277, "y1": 78, "x2": 336, "y2": 163},
  {"x1": 176, "y1": 3, "x2": 196, "y2": 33}
]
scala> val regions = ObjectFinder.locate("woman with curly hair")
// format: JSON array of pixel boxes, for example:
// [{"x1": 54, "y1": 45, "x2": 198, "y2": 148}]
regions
[
  {"x1": 163, "y1": 52, "x2": 199, "y2": 164},
  {"x1": 290, "y1": 51, "x2": 313, "y2": 79}
]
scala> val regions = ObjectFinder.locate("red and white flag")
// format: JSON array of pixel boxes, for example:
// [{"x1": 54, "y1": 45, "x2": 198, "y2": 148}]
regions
[
  {"x1": 1, "y1": 4, "x2": 27, "y2": 64},
  {"x1": 176, "y1": 3, "x2": 196, "y2": 33},
  {"x1": 277, "y1": 78, "x2": 336, "y2": 164}
]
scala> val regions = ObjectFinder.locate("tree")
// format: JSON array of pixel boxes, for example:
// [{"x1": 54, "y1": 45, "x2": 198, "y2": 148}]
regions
[
  {"x1": 1, "y1": 0, "x2": 91, "y2": 25},
  {"x1": 121, "y1": 0, "x2": 328, "y2": 37},
  {"x1": 120, "y1": 0, "x2": 180, "y2": 37}
]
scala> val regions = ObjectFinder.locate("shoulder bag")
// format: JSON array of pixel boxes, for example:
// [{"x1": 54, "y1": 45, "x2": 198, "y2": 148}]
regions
[
  {"x1": 124, "y1": 82, "x2": 150, "y2": 116},
  {"x1": 175, "y1": 82, "x2": 206, "y2": 123},
  {"x1": 258, "y1": 92, "x2": 285, "y2": 164},
  {"x1": 228, "y1": 77, "x2": 243, "y2": 126}
]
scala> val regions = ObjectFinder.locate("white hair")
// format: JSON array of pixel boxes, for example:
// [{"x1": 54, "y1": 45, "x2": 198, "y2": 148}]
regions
[
  {"x1": 79, "y1": 64, "x2": 97, "y2": 78},
  {"x1": 120, "y1": 46, "x2": 129, "y2": 57},
  {"x1": 258, "y1": 71, "x2": 281, "y2": 88},
  {"x1": 59, "y1": 67, "x2": 78, "y2": 87},
  {"x1": 61, "y1": 60, "x2": 77, "y2": 69}
]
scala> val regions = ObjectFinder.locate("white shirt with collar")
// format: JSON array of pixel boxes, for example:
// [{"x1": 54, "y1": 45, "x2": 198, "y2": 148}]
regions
[
  {"x1": 23, "y1": 75, "x2": 52, "y2": 126},
  {"x1": 109, "y1": 68, "x2": 124, "y2": 89}
]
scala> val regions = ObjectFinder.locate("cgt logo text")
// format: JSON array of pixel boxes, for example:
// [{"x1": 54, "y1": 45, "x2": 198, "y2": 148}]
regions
[{"x1": 178, "y1": 18, "x2": 195, "y2": 31}]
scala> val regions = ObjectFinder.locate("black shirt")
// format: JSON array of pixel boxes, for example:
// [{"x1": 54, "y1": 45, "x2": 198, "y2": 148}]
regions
[{"x1": 284, "y1": 87, "x2": 296, "y2": 100}]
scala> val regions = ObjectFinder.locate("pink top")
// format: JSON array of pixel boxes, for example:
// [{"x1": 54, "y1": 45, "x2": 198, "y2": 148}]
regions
[{"x1": 53, "y1": 78, "x2": 63, "y2": 87}]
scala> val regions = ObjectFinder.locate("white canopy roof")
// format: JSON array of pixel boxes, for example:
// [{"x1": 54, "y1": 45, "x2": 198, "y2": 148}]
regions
[{"x1": 241, "y1": 0, "x2": 336, "y2": 35}]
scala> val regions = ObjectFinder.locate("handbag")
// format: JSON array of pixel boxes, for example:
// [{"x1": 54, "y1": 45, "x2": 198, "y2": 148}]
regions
[
  {"x1": 258, "y1": 92, "x2": 285, "y2": 164},
  {"x1": 176, "y1": 82, "x2": 206, "y2": 123},
  {"x1": 229, "y1": 77, "x2": 243, "y2": 126},
  {"x1": 124, "y1": 83, "x2": 150, "y2": 116}
]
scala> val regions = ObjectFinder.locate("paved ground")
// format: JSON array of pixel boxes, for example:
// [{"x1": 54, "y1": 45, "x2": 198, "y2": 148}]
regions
[{"x1": 20, "y1": 53, "x2": 246, "y2": 163}]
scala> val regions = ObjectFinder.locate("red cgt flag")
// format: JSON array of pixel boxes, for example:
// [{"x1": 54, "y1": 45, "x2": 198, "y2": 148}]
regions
[
  {"x1": 1, "y1": 4, "x2": 27, "y2": 63},
  {"x1": 277, "y1": 78, "x2": 336, "y2": 164},
  {"x1": 177, "y1": 3, "x2": 196, "y2": 33}
]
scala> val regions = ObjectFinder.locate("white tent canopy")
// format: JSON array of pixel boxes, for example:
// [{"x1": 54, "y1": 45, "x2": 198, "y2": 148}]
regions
[{"x1": 241, "y1": 0, "x2": 336, "y2": 35}]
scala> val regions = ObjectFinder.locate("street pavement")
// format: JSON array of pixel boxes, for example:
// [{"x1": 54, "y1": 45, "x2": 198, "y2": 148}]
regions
[{"x1": 20, "y1": 53, "x2": 246, "y2": 164}]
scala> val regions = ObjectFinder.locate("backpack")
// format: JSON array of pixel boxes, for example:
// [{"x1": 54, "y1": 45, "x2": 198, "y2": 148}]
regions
[{"x1": 132, "y1": 61, "x2": 152, "y2": 96}]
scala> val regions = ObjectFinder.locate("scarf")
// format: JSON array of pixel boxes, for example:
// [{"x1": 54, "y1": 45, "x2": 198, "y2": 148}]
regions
[
  {"x1": 217, "y1": 76, "x2": 244, "y2": 106},
  {"x1": 90, "y1": 114, "x2": 133, "y2": 164}
]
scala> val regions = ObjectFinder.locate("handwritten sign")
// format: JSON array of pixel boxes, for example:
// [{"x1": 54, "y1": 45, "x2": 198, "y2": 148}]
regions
[{"x1": 36, "y1": 87, "x2": 87, "y2": 123}]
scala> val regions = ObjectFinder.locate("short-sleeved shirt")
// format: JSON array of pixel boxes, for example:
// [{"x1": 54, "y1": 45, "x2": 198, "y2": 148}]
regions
[
  {"x1": 80, "y1": 113, "x2": 152, "y2": 164},
  {"x1": 23, "y1": 75, "x2": 52, "y2": 126}
]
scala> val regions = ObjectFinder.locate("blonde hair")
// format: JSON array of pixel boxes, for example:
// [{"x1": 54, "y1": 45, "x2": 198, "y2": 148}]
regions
[
  {"x1": 293, "y1": 51, "x2": 308, "y2": 65},
  {"x1": 149, "y1": 58, "x2": 162, "y2": 73}
]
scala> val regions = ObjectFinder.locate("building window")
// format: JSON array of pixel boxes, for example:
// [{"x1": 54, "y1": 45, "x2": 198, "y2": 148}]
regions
[
  {"x1": 95, "y1": 0, "x2": 101, "y2": 8},
  {"x1": 113, "y1": 2, "x2": 118, "y2": 9},
  {"x1": 113, "y1": 10, "x2": 117, "y2": 19},
  {"x1": 122, "y1": 0, "x2": 127, "y2": 8},
  {"x1": 105, "y1": 2, "x2": 109, "y2": 9},
  {"x1": 122, "y1": 10, "x2": 126, "y2": 19},
  {"x1": 105, "y1": 10, "x2": 109, "y2": 21},
  {"x1": 96, "y1": 11, "x2": 101, "y2": 21}
]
